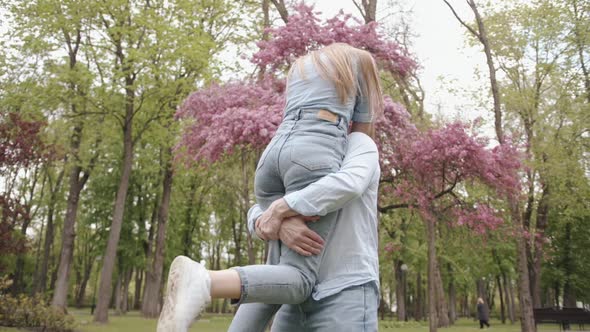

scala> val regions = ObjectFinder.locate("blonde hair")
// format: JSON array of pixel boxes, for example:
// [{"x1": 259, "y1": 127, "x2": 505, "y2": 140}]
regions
[{"x1": 290, "y1": 43, "x2": 384, "y2": 121}]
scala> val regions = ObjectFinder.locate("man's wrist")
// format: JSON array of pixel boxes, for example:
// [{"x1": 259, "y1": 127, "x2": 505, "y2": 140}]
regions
[{"x1": 272, "y1": 198, "x2": 294, "y2": 219}]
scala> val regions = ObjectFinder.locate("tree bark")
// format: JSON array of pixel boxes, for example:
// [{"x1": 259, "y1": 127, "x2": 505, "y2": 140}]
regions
[
  {"x1": 505, "y1": 274, "x2": 516, "y2": 323},
  {"x1": 497, "y1": 275, "x2": 506, "y2": 323},
  {"x1": 570, "y1": 0, "x2": 590, "y2": 103},
  {"x1": 562, "y1": 223, "x2": 577, "y2": 307},
  {"x1": 12, "y1": 167, "x2": 41, "y2": 295},
  {"x1": 121, "y1": 268, "x2": 132, "y2": 314},
  {"x1": 442, "y1": 0, "x2": 503, "y2": 143},
  {"x1": 512, "y1": 199, "x2": 537, "y2": 331},
  {"x1": 353, "y1": 0, "x2": 377, "y2": 23},
  {"x1": 415, "y1": 272, "x2": 423, "y2": 321},
  {"x1": 34, "y1": 168, "x2": 64, "y2": 294},
  {"x1": 532, "y1": 183, "x2": 549, "y2": 308},
  {"x1": 435, "y1": 262, "x2": 449, "y2": 327},
  {"x1": 133, "y1": 269, "x2": 143, "y2": 310},
  {"x1": 448, "y1": 266, "x2": 457, "y2": 324},
  {"x1": 114, "y1": 273, "x2": 122, "y2": 314},
  {"x1": 52, "y1": 123, "x2": 91, "y2": 311},
  {"x1": 395, "y1": 260, "x2": 406, "y2": 321},
  {"x1": 142, "y1": 149, "x2": 174, "y2": 318},
  {"x1": 270, "y1": 0, "x2": 289, "y2": 23},
  {"x1": 94, "y1": 104, "x2": 135, "y2": 323},
  {"x1": 75, "y1": 260, "x2": 93, "y2": 308},
  {"x1": 425, "y1": 218, "x2": 438, "y2": 332}
]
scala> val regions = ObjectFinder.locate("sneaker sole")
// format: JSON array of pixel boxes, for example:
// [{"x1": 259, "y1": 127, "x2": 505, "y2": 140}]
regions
[{"x1": 157, "y1": 256, "x2": 191, "y2": 332}]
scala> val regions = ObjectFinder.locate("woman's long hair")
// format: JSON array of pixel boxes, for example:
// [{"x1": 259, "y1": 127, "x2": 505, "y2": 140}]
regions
[{"x1": 290, "y1": 43, "x2": 384, "y2": 121}]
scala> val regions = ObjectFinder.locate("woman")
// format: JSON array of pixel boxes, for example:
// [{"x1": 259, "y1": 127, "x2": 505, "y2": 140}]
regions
[
  {"x1": 477, "y1": 297, "x2": 491, "y2": 329},
  {"x1": 157, "y1": 43, "x2": 383, "y2": 332}
]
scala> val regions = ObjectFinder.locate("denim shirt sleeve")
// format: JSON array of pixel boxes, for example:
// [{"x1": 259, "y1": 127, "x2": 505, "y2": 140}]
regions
[
  {"x1": 247, "y1": 204, "x2": 264, "y2": 240},
  {"x1": 352, "y1": 92, "x2": 372, "y2": 123},
  {"x1": 352, "y1": 62, "x2": 372, "y2": 123},
  {"x1": 283, "y1": 133, "x2": 379, "y2": 216}
]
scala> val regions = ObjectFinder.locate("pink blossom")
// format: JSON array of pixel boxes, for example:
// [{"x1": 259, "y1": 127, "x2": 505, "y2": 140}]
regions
[{"x1": 252, "y1": 4, "x2": 416, "y2": 77}]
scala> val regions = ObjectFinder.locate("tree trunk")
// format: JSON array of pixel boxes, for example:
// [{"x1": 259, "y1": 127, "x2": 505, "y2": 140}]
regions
[
  {"x1": 270, "y1": 0, "x2": 289, "y2": 23},
  {"x1": 476, "y1": 278, "x2": 486, "y2": 301},
  {"x1": 571, "y1": 0, "x2": 590, "y2": 103},
  {"x1": 182, "y1": 180, "x2": 197, "y2": 256},
  {"x1": 52, "y1": 123, "x2": 90, "y2": 311},
  {"x1": 532, "y1": 183, "x2": 549, "y2": 308},
  {"x1": 395, "y1": 260, "x2": 406, "y2": 321},
  {"x1": 142, "y1": 192, "x2": 159, "y2": 306},
  {"x1": 425, "y1": 218, "x2": 438, "y2": 332},
  {"x1": 94, "y1": 108, "x2": 134, "y2": 323},
  {"x1": 121, "y1": 269, "x2": 132, "y2": 314},
  {"x1": 497, "y1": 275, "x2": 506, "y2": 323},
  {"x1": 241, "y1": 151, "x2": 256, "y2": 265},
  {"x1": 353, "y1": 0, "x2": 377, "y2": 23},
  {"x1": 34, "y1": 168, "x2": 64, "y2": 295},
  {"x1": 415, "y1": 272, "x2": 423, "y2": 321},
  {"x1": 12, "y1": 168, "x2": 41, "y2": 295},
  {"x1": 114, "y1": 274, "x2": 122, "y2": 314},
  {"x1": 435, "y1": 261, "x2": 449, "y2": 327},
  {"x1": 512, "y1": 199, "x2": 537, "y2": 331},
  {"x1": 562, "y1": 223, "x2": 577, "y2": 307},
  {"x1": 468, "y1": 0, "x2": 503, "y2": 143},
  {"x1": 75, "y1": 260, "x2": 93, "y2": 308},
  {"x1": 448, "y1": 265, "x2": 456, "y2": 324},
  {"x1": 133, "y1": 269, "x2": 143, "y2": 310},
  {"x1": 506, "y1": 274, "x2": 516, "y2": 323},
  {"x1": 142, "y1": 151, "x2": 174, "y2": 318}
]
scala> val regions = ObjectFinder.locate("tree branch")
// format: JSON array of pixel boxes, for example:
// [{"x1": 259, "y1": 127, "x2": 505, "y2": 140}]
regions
[{"x1": 442, "y1": 0, "x2": 480, "y2": 38}]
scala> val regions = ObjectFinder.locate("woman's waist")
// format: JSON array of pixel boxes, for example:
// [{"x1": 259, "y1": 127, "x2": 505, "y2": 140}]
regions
[{"x1": 278, "y1": 108, "x2": 349, "y2": 134}]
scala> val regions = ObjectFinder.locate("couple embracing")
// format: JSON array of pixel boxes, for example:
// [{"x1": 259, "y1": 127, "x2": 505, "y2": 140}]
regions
[{"x1": 159, "y1": 43, "x2": 383, "y2": 332}]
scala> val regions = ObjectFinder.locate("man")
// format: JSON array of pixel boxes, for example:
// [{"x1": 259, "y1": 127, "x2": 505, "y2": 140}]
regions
[{"x1": 228, "y1": 131, "x2": 381, "y2": 331}]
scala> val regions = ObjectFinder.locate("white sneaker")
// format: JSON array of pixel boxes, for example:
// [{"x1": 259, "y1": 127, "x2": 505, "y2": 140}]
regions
[{"x1": 157, "y1": 256, "x2": 211, "y2": 332}]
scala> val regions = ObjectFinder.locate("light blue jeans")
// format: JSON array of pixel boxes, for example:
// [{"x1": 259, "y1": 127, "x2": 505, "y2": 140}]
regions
[
  {"x1": 272, "y1": 282, "x2": 380, "y2": 332},
  {"x1": 228, "y1": 282, "x2": 379, "y2": 332},
  {"x1": 228, "y1": 109, "x2": 347, "y2": 329}
]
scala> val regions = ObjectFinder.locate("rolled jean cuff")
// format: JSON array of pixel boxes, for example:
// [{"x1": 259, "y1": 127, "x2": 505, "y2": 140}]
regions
[{"x1": 231, "y1": 267, "x2": 248, "y2": 305}]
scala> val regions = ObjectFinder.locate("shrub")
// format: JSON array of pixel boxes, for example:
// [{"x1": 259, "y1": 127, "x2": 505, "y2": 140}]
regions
[{"x1": 0, "y1": 278, "x2": 76, "y2": 332}]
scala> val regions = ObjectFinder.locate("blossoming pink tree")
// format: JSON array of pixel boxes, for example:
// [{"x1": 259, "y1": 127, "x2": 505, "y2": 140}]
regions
[{"x1": 176, "y1": 4, "x2": 522, "y2": 331}]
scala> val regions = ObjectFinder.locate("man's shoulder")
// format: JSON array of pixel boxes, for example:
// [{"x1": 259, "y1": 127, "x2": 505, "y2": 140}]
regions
[
  {"x1": 348, "y1": 132, "x2": 377, "y2": 151},
  {"x1": 347, "y1": 132, "x2": 378, "y2": 152}
]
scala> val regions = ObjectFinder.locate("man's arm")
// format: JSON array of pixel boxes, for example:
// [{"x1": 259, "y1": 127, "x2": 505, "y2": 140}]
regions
[
  {"x1": 247, "y1": 204, "x2": 264, "y2": 240},
  {"x1": 247, "y1": 205, "x2": 324, "y2": 256}
]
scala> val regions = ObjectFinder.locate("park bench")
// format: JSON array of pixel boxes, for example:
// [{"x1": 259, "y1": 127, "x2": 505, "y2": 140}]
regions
[{"x1": 533, "y1": 307, "x2": 590, "y2": 331}]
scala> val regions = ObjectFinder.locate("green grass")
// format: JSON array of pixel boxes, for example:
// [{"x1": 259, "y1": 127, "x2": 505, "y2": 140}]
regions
[{"x1": 0, "y1": 309, "x2": 577, "y2": 331}]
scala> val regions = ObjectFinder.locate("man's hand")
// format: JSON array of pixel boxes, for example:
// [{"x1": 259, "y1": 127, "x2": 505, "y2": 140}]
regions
[
  {"x1": 255, "y1": 198, "x2": 298, "y2": 240},
  {"x1": 278, "y1": 216, "x2": 324, "y2": 256}
]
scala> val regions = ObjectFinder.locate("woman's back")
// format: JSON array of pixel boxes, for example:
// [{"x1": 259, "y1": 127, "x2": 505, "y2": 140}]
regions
[{"x1": 284, "y1": 55, "x2": 359, "y2": 125}]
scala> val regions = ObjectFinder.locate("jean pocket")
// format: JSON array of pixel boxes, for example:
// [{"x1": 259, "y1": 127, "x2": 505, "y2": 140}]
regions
[{"x1": 289, "y1": 134, "x2": 344, "y2": 171}]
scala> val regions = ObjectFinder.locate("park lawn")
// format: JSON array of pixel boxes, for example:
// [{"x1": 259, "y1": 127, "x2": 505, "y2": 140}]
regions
[{"x1": 0, "y1": 309, "x2": 569, "y2": 331}]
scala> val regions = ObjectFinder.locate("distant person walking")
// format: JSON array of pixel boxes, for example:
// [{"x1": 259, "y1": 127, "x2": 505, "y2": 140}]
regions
[{"x1": 477, "y1": 297, "x2": 491, "y2": 329}]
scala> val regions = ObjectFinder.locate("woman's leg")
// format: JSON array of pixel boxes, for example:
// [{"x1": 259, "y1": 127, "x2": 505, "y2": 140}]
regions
[
  {"x1": 228, "y1": 303, "x2": 282, "y2": 332},
  {"x1": 208, "y1": 270, "x2": 241, "y2": 299}
]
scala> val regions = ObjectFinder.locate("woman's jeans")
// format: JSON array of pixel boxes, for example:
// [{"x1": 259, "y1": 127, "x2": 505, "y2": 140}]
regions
[{"x1": 228, "y1": 109, "x2": 347, "y2": 329}]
